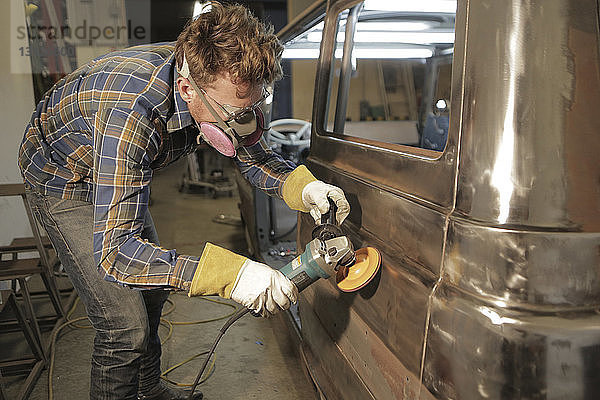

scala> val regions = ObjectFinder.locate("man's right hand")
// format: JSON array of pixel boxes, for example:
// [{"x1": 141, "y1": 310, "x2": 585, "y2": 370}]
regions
[{"x1": 230, "y1": 260, "x2": 298, "y2": 317}]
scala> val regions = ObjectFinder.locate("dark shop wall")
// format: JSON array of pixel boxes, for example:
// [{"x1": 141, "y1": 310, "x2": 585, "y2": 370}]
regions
[{"x1": 149, "y1": 0, "x2": 194, "y2": 42}]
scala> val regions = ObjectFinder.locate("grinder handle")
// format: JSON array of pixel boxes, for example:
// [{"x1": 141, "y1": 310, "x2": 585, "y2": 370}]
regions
[
  {"x1": 321, "y1": 197, "x2": 338, "y2": 226},
  {"x1": 290, "y1": 271, "x2": 314, "y2": 292}
]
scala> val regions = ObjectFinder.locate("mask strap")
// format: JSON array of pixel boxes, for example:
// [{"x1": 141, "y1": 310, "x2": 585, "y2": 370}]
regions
[{"x1": 178, "y1": 54, "x2": 233, "y2": 133}]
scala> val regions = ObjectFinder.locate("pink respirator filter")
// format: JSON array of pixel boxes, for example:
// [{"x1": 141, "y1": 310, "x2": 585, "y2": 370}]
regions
[{"x1": 199, "y1": 123, "x2": 237, "y2": 157}]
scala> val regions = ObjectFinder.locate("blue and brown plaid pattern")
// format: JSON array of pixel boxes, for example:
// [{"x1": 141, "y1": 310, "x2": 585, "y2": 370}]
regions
[{"x1": 19, "y1": 43, "x2": 295, "y2": 290}]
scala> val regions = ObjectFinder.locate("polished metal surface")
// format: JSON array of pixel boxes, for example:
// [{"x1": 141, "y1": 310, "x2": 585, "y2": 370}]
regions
[
  {"x1": 424, "y1": 284, "x2": 600, "y2": 399},
  {"x1": 422, "y1": 1, "x2": 600, "y2": 398},
  {"x1": 282, "y1": 0, "x2": 600, "y2": 399},
  {"x1": 444, "y1": 218, "x2": 600, "y2": 308},
  {"x1": 455, "y1": 0, "x2": 600, "y2": 231}
]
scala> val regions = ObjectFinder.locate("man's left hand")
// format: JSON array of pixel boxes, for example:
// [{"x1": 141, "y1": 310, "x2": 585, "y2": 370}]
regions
[{"x1": 301, "y1": 181, "x2": 350, "y2": 225}]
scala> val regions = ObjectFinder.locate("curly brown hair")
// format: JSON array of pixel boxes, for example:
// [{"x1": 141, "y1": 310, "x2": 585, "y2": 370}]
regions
[{"x1": 175, "y1": 1, "x2": 283, "y2": 90}]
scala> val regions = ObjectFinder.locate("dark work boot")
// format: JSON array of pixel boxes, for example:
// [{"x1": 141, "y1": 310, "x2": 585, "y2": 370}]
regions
[{"x1": 138, "y1": 382, "x2": 203, "y2": 400}]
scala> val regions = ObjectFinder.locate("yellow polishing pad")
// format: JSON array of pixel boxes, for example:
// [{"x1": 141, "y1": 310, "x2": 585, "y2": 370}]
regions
[{"x1": 336, "y1": 247, "x2": 381, "y2": 292}]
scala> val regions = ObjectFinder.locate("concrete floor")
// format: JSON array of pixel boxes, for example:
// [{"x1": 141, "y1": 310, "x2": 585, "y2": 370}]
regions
[{"x1": 3, "y1": 158, "x2": 319, "y2": 399}]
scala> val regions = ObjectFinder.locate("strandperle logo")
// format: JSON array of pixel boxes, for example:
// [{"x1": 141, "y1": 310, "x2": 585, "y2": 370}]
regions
[
  {"x1": 10, "y1": 0, "x2": 150, "y2": 74},
  {"x1": 15, "y1": 20, "x2": 147, "y2": 42}
]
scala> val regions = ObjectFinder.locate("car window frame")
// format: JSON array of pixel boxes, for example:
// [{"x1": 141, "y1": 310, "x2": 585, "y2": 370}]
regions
[{"x1": 308, "y1": 0, "x2": 467, "y2": 209}]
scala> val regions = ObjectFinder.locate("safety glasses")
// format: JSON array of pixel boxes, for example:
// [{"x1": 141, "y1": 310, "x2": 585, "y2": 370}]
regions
[{"x1": 198, "y1": 86, "x2": 270, "y2": 124}]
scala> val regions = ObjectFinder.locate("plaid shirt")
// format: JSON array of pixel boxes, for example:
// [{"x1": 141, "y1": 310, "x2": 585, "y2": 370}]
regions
[{"x1": 19, "y1": 43, "x2": 295, "y2": 290}]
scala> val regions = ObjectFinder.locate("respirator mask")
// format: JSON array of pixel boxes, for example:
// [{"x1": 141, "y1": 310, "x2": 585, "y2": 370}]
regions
[{"x1": 177, "y1": 54, "x2": 269, "y2": 157}]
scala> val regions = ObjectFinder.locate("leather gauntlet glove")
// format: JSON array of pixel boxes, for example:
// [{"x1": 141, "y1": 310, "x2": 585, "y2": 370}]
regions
[
  {"x1": 282, "y1": 165, "x2": 350, "y2": 224},
  {"x1": 188, "y1": 243, "x2": 297, "y2": 317}
]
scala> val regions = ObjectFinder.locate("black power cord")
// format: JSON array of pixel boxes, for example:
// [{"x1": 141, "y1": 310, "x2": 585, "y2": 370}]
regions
[{"x1": 187, "y1": 307, "x2": 251, "y2": 400}]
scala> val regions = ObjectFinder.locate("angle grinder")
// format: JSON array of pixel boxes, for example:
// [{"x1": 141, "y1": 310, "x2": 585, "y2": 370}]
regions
[
  {"x1": 280, "y1": 198, "x2": 381, "y2": 293},
  {"x1": 188, "y1": 200, "x2": 381, "y2": 399}
]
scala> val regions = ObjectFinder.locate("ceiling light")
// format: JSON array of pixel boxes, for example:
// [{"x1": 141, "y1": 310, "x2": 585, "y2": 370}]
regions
[
  {"x1": 306, "y1": 30, "x2": 454, "y2": 44},
  {"x1": 352, "y1": 31, "x2": 454, "y2": 44},
  {"x1": 363, "y1": 0, "x2": 456, "y2": 13},
  {"x1": 338, "y1": 48, "x2": 433, "y2": 59},
  {"x1": 283, "y1": 47, "x2": 432, "y2": 59},
  {"x1": 357, "y1": 21, "x2": 432, "y2": 31},
  {"x1": 282, "y1": 48, "x2": 320, "y2": 59},
  {"x1": 306, "y1": 31, "x2": 323, "y2": 42}
]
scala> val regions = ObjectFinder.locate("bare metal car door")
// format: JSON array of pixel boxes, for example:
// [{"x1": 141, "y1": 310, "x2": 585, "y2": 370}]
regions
[{"x1": 287, "y1": 0, "x2": 600, "y2": 399}]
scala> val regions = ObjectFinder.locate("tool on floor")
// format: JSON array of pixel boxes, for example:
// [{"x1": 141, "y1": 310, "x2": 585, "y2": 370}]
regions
[{"x1": 188, "y1": 199, "x2": 381, "y2": 399}]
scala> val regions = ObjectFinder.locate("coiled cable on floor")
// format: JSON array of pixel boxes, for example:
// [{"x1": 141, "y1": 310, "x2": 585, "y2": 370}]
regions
[
  {"x1": 188, "y1": 307, "x2": 251, "y2": 400},
  {"x1": 159, "y1": 296, "x2": 238, "y2": 387},
  {"x1": 48, "y1": 293, "x2": 238, "y2": 399}
]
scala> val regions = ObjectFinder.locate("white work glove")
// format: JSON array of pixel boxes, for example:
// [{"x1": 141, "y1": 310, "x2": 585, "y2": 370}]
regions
[
  {"x1": 230, "y1": 260, "x2": 298, "y2": 317},
  {"x1": 301, "y1": 180, "x2": 350, "y2": 225}
]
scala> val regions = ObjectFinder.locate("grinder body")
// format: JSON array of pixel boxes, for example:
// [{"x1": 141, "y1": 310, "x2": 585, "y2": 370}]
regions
[{"x1": 279, "y1": 236, "x2": 355, "y2": 292}]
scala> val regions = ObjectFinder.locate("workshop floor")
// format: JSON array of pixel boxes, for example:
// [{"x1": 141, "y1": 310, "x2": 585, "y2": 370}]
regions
[{"x1": 3, "y1": 158, "x2": 319, "y2": 400}]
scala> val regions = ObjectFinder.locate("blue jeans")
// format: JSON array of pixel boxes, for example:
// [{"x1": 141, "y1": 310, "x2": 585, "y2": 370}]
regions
[{"x1": 25, "y1": 186, "x2": 169, "y2": 400}]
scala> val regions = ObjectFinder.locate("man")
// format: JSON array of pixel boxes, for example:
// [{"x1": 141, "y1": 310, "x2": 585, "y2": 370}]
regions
[{"x1": 18, "y1": 2, "x2": 349, "y2": 399}]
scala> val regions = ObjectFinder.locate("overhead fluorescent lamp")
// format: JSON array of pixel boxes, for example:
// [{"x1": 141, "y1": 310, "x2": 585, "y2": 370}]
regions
[
  {"x1": 363, "y1": 0, "x2": 457, "y2": 13},
  {"x1": 353, "y1": 31, "x2": 454, "y2": 43},
  {"x1": 358, "y1": 21, "x2": 432, "y2": 31},
  {"x1": 303, "y1": 22, "x2": 434, "y2": 43},
  {"x1": 306, "y1": 31, "x2": 454, "y2": 44},
  {"x1": 282, "y1": 48, "x2": 320, "y2": 59},
  {"x1": 282, "y1": 47, "x2": 433, "y2": 59},
  {"x1": 338, "y1": 48, "x2": 433, "y2": 59},
  {"x1": 306, "y1": 32, "x2": 322, "y2": 42}
]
